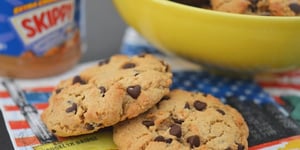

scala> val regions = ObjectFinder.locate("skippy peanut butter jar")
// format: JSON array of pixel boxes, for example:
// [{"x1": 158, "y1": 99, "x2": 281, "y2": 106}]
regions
[{"x1": 0, "y1": 0, "x2": 85, "y2": 78}]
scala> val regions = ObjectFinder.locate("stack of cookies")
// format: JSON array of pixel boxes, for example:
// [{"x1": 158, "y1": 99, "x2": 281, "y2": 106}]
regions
[{"x1": 41, "y1": 54, "x2": 249, "y2": 150}]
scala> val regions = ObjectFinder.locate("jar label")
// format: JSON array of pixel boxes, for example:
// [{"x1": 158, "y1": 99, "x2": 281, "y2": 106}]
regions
[{"x1": 0, "y1": 0, "x2": 82, "y2": 57}]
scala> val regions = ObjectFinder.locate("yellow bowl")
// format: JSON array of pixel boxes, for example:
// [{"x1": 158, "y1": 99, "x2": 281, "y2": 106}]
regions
[{"x1": 113, "y1": 0, "x2": 300, "y2": 73}]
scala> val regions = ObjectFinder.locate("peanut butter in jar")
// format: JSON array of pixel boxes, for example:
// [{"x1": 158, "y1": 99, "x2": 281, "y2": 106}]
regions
[{"x1": 0, "y1": 0, "x2": 85, "y2": 78}]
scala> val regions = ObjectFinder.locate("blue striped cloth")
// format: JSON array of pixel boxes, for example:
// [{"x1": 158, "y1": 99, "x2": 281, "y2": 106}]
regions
[{"x1": 120, "y1": 28, "x2": 274, "y2": 105}]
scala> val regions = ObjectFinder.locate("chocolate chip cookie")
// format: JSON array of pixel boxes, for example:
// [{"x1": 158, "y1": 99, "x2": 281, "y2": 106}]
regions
[
  {"x1": 247, "y1": 0, "x2": 300, "y2": 16},
  {"x1": 113, "y1": 89, "x2": 249, "y2": 150},
  {"x1": 210, "y1": 0, "x2": 300, "y2": 16},
  {"x1": 210, "y1": 0, "x2": 251, "y2": 14},
  {"x1": 41, "y1": 54, "x2": 172, "y2": 137},
  {"x1": 268, "y1": 0, "x2": 300, "y2": 16}
]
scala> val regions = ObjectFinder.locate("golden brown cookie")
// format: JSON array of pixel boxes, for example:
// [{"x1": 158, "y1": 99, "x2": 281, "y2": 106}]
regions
[
  {"x1": 210, "y1": 0, "x2": 251, "y2": 14},
  {"x1": 113, "y1": 89, "x2": 249, "y2": 150},
  {"x1": 268, "y1": 0, "x2": 300, "y2": 16},
  {"x1": 41, "y1": 54, "x2": 172, "y2": 137},
  {"x1": 210, "y1": 0, "x2": 300, "y2": 16}
]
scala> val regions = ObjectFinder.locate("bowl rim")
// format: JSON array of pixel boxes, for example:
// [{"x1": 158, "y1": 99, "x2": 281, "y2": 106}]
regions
[{"x1": 155, "y1": 0, "x2": 300, "y2": 20}]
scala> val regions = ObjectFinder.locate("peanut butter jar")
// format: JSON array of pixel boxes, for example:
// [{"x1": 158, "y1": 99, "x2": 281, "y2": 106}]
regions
[{"x1": 0, "y1": 0, "x2": 85, "y2": 78}]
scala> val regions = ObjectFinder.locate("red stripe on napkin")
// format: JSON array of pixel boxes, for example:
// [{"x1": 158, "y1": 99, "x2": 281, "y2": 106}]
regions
[
  {"x1": 9, "y1": 120, "x2": 30, "y2": 129},
  {"x1": 15, "y1": 136, "x2": 40, "y2": 147}
]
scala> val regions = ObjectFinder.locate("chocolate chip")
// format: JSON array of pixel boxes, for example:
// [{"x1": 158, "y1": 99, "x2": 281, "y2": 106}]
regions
[
  {"x1": 155, "y1": 102, "x2": 161, "y2": 109},
  {"x1": 65, "y1": 103, "x2": 77, "y2": 114},
  {"x1": 161, "y1": 95, "x2": 170, "y2": 101},
  {"x1": 202, "y1": 93, "x2": 208, "y2": 97},
  {"x1": 193, "y1": 101, "x2": 207, "y2": 111},
  {"x1": 184, "y1": 102, "x2": 190, "y2": 109},
  {"x1": 169, "y1": 124, "x2": 182, "y2": 138},
  {"x1": 187, "y1": 135, "x2": 200, "y2": 148},
  {"x1": 153, "y1": 136, "x2": 172, "y2": 143},
  {"x1": 72, "y1": 76, "x2": 86, "y2": 85},
  {"x1": 237, "y1": 144, "x2": 245, "y2": 150},
  {"x1": 98, "y1": 59, "x2": 109, "y2": 66},
  {"x1": 250, "y1": 0, "x2": 258, "y2": 4},
  {"x1": 165, "y1": 138, "x2": 173, "y2": 144},
  {"x1": 99, "y1": 86, "x2": 106, "y2": 94},
  {"x1": 216, "y1": 109, "x2": 226, "y2": 115},
  {"x1": 142, "y1": 120, "x2": 154, "y2": 128},
  {"x1": 248, "y1": 0, "x2": 259, "y2": 12},
  {"x1": 160, "y1": 60, "x2": 170, "y2": 72},
  {"x1": 127, "y1": 85, "x2": 141, "y2": 99},
  {"x1": 165, "y1": 64, "x2": 170, "y2": 72},
  {"x1": 138, "y1": 53, "x2": 146, "y2": 57},
  {"x1": 85, "y1": 123, "x2": 95, "y2": 130},
  {"x1": 289, "y1": 3, "x2": 300, "y2": 14},
  {"x1": 51, "y1": 129, "x2": 56, "y2": 133},
  {"x1": 122, "y1": 63, "x2": 136, "y2": 69},
  {"x1": 172, "y1": 118, "x2": 184, "y2": 124},
  {"x1": 55, "y1": 88, "x2": 62, "y2": 94},
  {"x1": 249, "y1": 5, "x2": 257, "y2": 12},
  {"x1": 154, "y1": 136, "x2": 165, "y2": 142}
]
